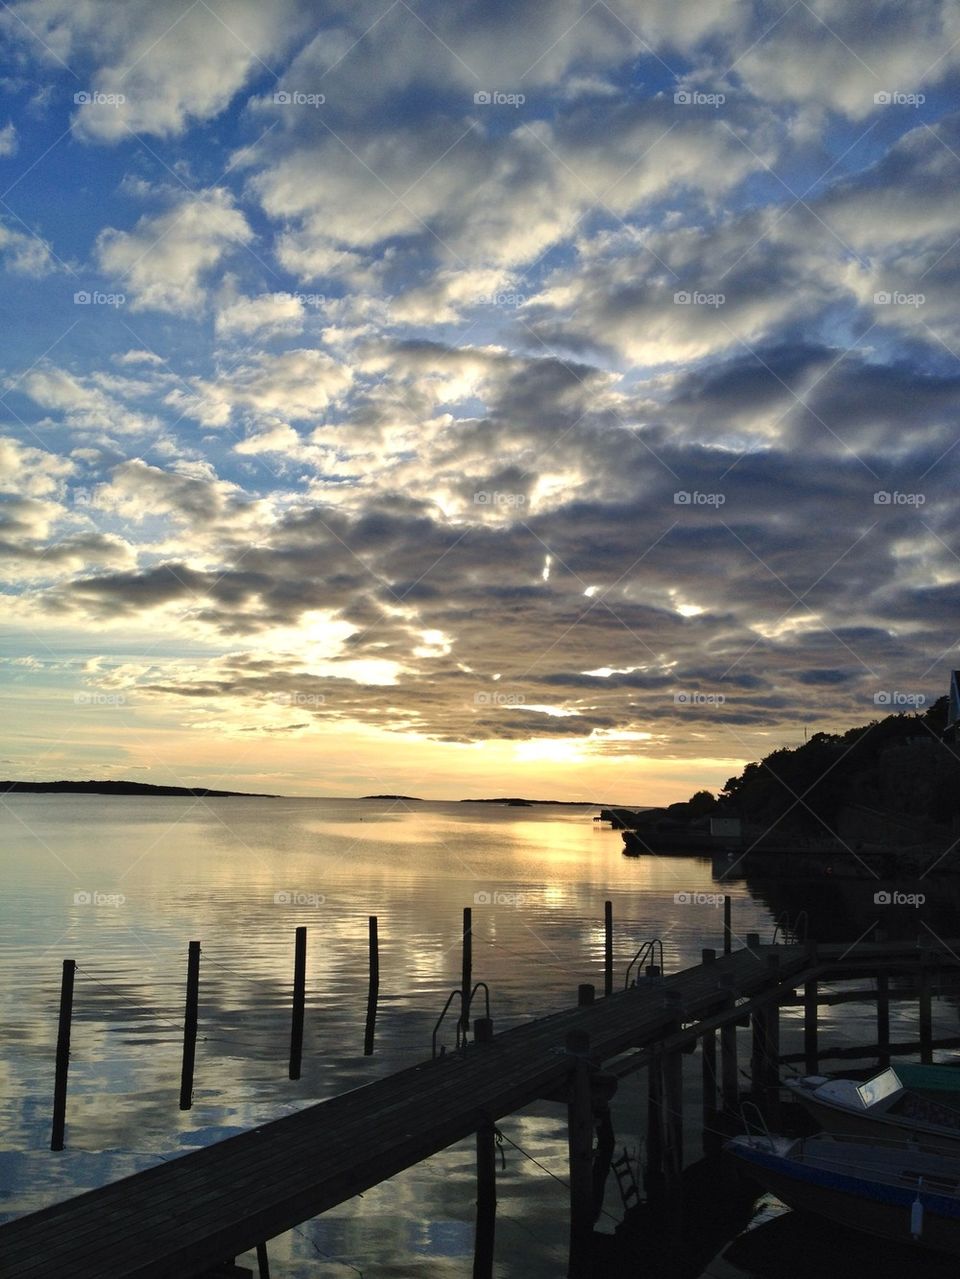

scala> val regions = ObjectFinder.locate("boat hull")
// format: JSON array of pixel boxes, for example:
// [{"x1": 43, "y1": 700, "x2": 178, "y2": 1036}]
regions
[{"x1": 793, "y1": 1093, "x2": 960, "y2": 1155}]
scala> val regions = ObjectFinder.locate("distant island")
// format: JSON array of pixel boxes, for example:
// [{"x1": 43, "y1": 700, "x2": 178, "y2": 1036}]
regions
[
  {"x1": 360, "y1": 794, "x2": 424, "y2": 801},
  {"x1": 461, "y1": 798, "x2": 593, "y2": 806},
  {"x1": 0, "y1": 780, "x2": 276, "y2": 798}
]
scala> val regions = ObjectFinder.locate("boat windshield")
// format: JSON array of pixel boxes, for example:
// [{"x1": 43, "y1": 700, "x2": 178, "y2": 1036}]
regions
[{"x1": 857, "y1": 1067, "x2": 903, "y2": 1108}]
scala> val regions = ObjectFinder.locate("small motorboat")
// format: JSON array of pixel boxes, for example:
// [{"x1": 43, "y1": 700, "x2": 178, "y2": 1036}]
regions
[
  {"x1": 786, "y1": 1064, "x2": 960, "y2": 1153},
  {"x1": 726, "y1": 1131, "x2": 960, "y2": 1255}
]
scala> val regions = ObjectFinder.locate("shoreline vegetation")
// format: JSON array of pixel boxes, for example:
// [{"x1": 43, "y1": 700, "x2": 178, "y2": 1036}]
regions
[
  {"x1": 1, "y1": 781, "x2": 598, "y2": 804},
  {"x1": 614, "y1": 696, "x2": 960, "y2": 872}
]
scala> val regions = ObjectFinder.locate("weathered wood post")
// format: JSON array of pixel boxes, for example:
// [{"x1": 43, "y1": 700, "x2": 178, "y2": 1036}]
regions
[
  {"x1": 179, "y1": 940, "x2": 201, "y2": 1110},
  {"x1": 723, "y1": 895, "x2": 732, "y2": 954},
  {"x1": 566, "y1": 1029, "x2": 594, "y2": 1279},
  {"x1": 578, "y1": 983, "x2": 595, "y2": 1007},
  {"x1": 877, "y1": 971, "x2": 890, "y2": 1067},
  {"x1": 646, "y1": 1047, "x2": 665, "y2": 1205},
  {"x1": 364, "y1": 915, "x2": 379, "y2": 1056},
  {"x1": 920, "y1": 948, "x2": 933, "y2": 1064},
  {"x1": 474, "y1": 1118, "x2": 497, "y2": 1279},
  {"x1": 765, "y1": 954, "x2": 781, "y2": 1127},
  {"x1": 255, "y1": 1242, "x2": 270, "y2": 1278},
  {"x1": 700, "y1": 948, "x2": 719, "y2": 1153},
  {"x1": 289, "y1": 926, "x2": 307, "y2": 1080},
  {"x1": 719, "y1": 974, "x2": 739, "y2": 1118},
  {"x1": 461, "y1": 907, "x2": 473, "y2": 1034},
  {"x1": 604, "y1": 900, "x2": 613, "y2": 996},
  {"x1": 50, "y1": 958, "x2": 76, "y2": 1151},
  {"x1": 662, "y1": 990, "x2": 684, "y2": 1226}
]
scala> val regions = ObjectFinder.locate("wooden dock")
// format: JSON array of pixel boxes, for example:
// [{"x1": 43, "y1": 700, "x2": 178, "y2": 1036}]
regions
[{"x1": 1, "y1": 936, "x2": 957, "y2": 1277}]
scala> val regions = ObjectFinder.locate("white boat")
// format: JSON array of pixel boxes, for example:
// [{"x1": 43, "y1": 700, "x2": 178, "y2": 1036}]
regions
[
  {"x1": 726, "y1": 1131, "x2": 960, "y2": 1255},
  {"x1": 786, "y1": 1065, "x2": 960, "y2": 1153}
]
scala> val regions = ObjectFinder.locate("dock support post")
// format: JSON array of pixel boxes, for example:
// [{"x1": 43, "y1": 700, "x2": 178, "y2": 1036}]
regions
[
  {"x1": 723, "y1": 895, "x2": 732, "y2": 954},
  {"x1": 256, "y1": 1242, "x2": 270, "y2": 1278},
  {"x1": 803, "y1": 976, "x2": 818, "y2": 1073},
  {"x1": 764, "y1": 956, "x2": 781, "y2": 1127},
  {"x1": 920, "y1": 957, "x2": 933, "y2": 1064},
  {"x1": 364, "y1": 915, "x2": 379, "y2": 1056},
  {"x1": 645, "y1": 1049, "x2": 665, "y2": 1206},
  {"x1": 701, "y1": 1027, "x2": 719, "y2": 1154},
  {"x1": 578, "y1": 983, "x2": 595, "y2": 1007},
  {"x1": 604, "y1": 901, "x2": 613, "y2": 997},
  {"x1": 720, "y1": 989, "x2": 739, "y2": 1117},
  {"x1": 663, "y1": 1047, "x2": 684, "y2": 1225},
  {"x1": 179, "y1": 940, "x2": 200, "y2": 1111},
  {"x1": 877, "y1": 972, "x2": 890, "y2": 1067},
  {"x1": 750, "y1": 1005, "x2": 767, "y2": 1101},
  {"x1": 461, "y1": 907, "x2": 473, "y2": 1035},
  {"x1": 289, "y1": 926, "x2": 307, "y2": 1080},
  {"x1": 50, "y1": 958, "x2": 76, "y2": 1151},
  {"x1": 473, "y1": 1118, "x2": 497, "y2": 1279},
  {"x1": 566, "y1": 1030, "x2": 594, "y2": 1279}
]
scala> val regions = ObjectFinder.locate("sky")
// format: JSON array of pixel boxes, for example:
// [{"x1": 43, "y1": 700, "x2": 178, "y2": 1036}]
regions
[{"x1": 0, "y1": 0, "x2": 958, "y2": 801}]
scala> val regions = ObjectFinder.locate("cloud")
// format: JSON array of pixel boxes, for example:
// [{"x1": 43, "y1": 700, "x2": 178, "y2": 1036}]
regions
[
  {"x1": 0, "y1": 221, "x2": 57, "y2": 275},
  {"x1": 96, "y1": 189, "x2": 253, "y2": 312},
  {"x1": 0, "y1": 121, "x2": 17, "y2": 155}
]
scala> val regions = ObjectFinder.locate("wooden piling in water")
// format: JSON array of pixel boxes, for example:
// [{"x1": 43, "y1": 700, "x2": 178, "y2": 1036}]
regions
[
  {"x1": 566, "y1": 1029, "x2": 594, "y2": 1279},
  {"x1": 604, "y1": 901, "x2": 613, "y2": 997},
  {"x1": 646, "y1": 1048, "x2": 665, "y2": 1204},
  {"x1": 804, "y1": 976, "x2": 819, "y2": 1074},
  {"x1": 701, "y1": 1027, "x2": 718, "y2": 1154},
  {"x1": 461, "y1": 907, "x2": 473, "y2": 1033},
  {"x1": 364, "y1": 915, "x2": 379, "y2": 1056},
  {"x1": 179, "y1": 941, "x2": 201, "y2": 1111},
  {"x1": 663, "y1": 1046, "x2": 684, "y2": 1212},
  {"x1": 720, "y1": 986, "x2": 739, "y2": 1115},
  {"x1": 723, "y1": 895, "x2": 732, "y2": 954},
  {"x1": 764, "y1": 956, "x2": 781, "y2": 1126},
  {"x1": 50, "y1": 958, "x2": 76, "y2": 1152},
  {"x1": 877, "y1": 971, "x2": 890, "y2": 1067},
  {"x1": 920, "y1": 958, "x2": 933, "y2": 1064},
  {"x1": 578, "y1": 983, "x2": 595, "y2": 1007},
  {"x1": 289, "y1": 926, "x2": 307, "y2": 1080},
  {"x1": 473, "y1": 1119, "x2": 497, "y2": 1279}
]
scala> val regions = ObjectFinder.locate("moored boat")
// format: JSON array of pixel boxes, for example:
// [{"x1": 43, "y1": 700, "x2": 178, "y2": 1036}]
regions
[
  {"x1": 726, "y1": 1131, "x2": 960, "y2": 1255},
  {"x1": 786, "y1": 1064, "x2": 960, "y2": 1153}
]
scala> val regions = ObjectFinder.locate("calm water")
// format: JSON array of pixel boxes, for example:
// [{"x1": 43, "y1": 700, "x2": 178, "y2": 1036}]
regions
[{"x1": 0, "y1": 797, "x2": 955, "y2": 1276}]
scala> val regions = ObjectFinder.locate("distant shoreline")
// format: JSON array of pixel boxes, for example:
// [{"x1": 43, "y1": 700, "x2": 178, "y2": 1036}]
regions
[{"x1": 1, "y1": 780, "x2": 608, "y2": 805}]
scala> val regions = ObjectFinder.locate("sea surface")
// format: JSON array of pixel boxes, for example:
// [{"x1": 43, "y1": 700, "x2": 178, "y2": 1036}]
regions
[{"x1": 0, "y1": 796, "x2": 956, "y2": 1277}]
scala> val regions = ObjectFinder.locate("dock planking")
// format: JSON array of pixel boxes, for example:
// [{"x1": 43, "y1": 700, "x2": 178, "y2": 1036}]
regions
[{"x1": 0, "y1": 943, "x2": 814, "y2": 1278}]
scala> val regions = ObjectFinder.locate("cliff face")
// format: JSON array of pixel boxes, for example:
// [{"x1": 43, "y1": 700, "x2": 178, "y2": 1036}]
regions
[{"x1": 716, "y1": 697, "x2": 959, "y2": 840}]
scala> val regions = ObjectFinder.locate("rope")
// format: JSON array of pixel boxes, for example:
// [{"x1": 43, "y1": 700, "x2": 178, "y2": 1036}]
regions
[{"x1": 493, "y1": 1127, "x2": 621, "y2": 1226}]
